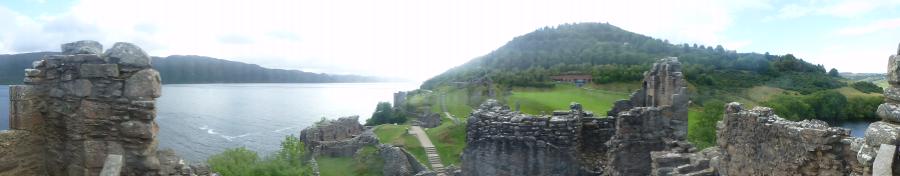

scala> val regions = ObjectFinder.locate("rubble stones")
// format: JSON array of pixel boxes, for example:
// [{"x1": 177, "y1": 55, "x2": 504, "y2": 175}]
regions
[
  {"x1": 105, "y1": 42, "x2": 151, "y2": 68},
  {"x1": 62, "y1": 40, "x2": 103, "y2": 55}
]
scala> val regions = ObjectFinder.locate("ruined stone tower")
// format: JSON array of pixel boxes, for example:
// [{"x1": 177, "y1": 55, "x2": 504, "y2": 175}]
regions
[{"x1": 0, "y1": 41, "x2": 199, "y2": 176}]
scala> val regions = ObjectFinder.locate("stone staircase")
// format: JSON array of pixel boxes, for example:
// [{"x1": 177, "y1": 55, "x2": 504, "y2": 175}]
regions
[
  {"x1": 651, "y1": 147, "x2": 719, "y2": 176},
  {"x1": 425, "y1": 146, "x2": 446, "y2": 175}
]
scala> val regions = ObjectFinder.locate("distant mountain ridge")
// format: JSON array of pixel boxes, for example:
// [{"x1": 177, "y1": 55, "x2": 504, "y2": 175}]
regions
[{"x1": 0, "y1": 52, "x2": 386, "y2": 84}]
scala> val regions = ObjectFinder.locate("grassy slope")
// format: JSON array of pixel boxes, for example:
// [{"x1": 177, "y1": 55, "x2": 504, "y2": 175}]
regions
[
  {"x1": 837, "y1": 86, "x2": 883, "y2": 98},
  {"x1": 876, "y1": 80, "x2": 888, "y2": 89},
  {"x1": 372, "y1": 124, "x2": 430, "y2": 168},
  {"x1": 506, "y1": 84, "x2": 630, "y2": 115},
  {"x1": 424, "y1": 116, "x2": 467, "y2": 166},
  {"x1": 317, "y1": 146, "x2": 383, "y2": 176},
  {"x1": 317, "y1": 157, "x2": 358, "y2": 176}
]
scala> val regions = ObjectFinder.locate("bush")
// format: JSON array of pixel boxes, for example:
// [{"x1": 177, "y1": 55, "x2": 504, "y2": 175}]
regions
[
  {"x1": 688, "y1": 100, "x2": 725, "y2": 149},
  {"x1": 208, "y1": 135, "x2": 312, "y2": 176},
  {"x1": 764, "y1": 95, "x2": 814, "y2": 121},
  {"x1": 851, "y1": 81, "x2": 884, "y2": 94}
]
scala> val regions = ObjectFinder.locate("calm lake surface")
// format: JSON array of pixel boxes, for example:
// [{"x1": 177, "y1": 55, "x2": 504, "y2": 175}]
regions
[{"x1": 0, "y1": 83, "x2": 418, "y2": 162}]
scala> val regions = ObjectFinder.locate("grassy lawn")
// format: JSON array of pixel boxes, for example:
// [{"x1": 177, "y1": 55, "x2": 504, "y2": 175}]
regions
[
  {"x1": 686, "y1": 107, "x2": 715, "y2": 149},
  {"x1": 876, "y1": 80, "x2": 888, "y2": 89},
  {"x1": 506, "y1": 84, "x2": 630, "y2": 115},
  {"x1": 317, "y1": 146, "x2": 383, "y2": 176},
  {"x1": 424, "y1": 116, "x2": 467, "y2": 166},
  {"x1": 372, "y1": 124, "x2": 430, "y2": 168},
  {"x1": 317, "y1": 157, "x2": 357, "y2": 176}
]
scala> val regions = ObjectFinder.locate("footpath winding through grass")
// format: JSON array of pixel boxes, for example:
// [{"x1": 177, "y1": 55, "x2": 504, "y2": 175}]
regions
[{"x1": 372, "y1": 124, "x2": 430, "y2": 168}]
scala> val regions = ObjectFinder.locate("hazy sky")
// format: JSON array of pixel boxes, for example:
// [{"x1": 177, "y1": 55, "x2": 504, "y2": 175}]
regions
[{"x1": 1, "y1": 0, "x2": 899, "y2": 81}]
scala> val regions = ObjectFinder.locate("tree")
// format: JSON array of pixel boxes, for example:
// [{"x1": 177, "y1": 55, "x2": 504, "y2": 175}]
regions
[
  {"x1": 366, "y1": 102, "x2": 406, "y2": 125},
  {"x1": 828, "y1": 68, "x2": 840, "y2": 77},
  {"x1": 805, "y1": 91, "x2": 847, "y2": 122},
  {"x1": 851, "y1": 81, "x2": 884, "y2": 94}
]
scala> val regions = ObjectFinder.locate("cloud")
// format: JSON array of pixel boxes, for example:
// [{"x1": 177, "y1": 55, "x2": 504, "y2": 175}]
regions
[
  {"x1": 770, "y1": 0, "x2": 900, "y2": 20},
  {"x1": 836, "y1": 18, "x2": 900, "y2": 36},
  {"x1": 0, "y1": 0, "x2": 768, "y2": 81}
]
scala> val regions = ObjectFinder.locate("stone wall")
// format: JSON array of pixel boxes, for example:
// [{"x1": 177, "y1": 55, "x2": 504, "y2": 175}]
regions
[
  {"x1": 461, "y1": 100, "x2": 611, "y2": 175},
  {"x1": 0, "y1": 130, "x2": 47, "y2": 175},
  {"x1": 299, "y1": 115, "x2": 368, "y2": 157},
  {"x1": 604, "y1": 57, "x2": 689, "y2": 176},
  {"x1": 715, "y1": 103, "x2": 862, "y2": 175},
  {"x1": 3, "y1": 40, "x2": 202, "y2": 176}
]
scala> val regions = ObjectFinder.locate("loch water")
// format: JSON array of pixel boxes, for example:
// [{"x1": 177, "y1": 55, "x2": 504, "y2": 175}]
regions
[{"x1": 0, "y1": 83, "x2": 418, "y2": 162}]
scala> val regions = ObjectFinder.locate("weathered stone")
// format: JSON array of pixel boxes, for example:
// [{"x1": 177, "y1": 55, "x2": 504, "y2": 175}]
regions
[
  {"x1": 104, "y1": 42, "x2": 150, "y2": 68},
  {"x1": 120, "y1": 121, "x2": 154, "y2": 139},
  {"x1": 873, "y1": 144, "x2": 896, "y2": 176},
  {"x1": 99, "y1": 154, "x2": 122, "y2": 176},
  {"x1": 24, "y1": 69, "x2": 41, "y2": 77},
  {"x1": 9, "y1": 85, "x2": 43, "y2": 101},
  {"x1": 889, "y1": 55, "x2": 900, "y2": 85},
  {"x1": 864, "y1": 121, "x2": 900, "y2": 147},
  {"x1": 717, "y1": 103, "x2": 856, "y2": 175},
  {"x1": 32, "y1": 60, "x2": 45, "y2": 69},
  {"x1": 62, "y1": 79, "x2": 93, "y2": 97},
  {"x1": 62, "y1": 40, "x2": 103, "y2": 55},
  {"x1": 886, "y1": 87, "x2": 900, "y2": 103},
  {"x1": 378, "y1": 144, "x2": 432, "y2": 176},
  {"x1": 2, "y1": 41, "x2": 194, "y2": 176},
  {"x1": 878, "y1": 103, "x2": 900, "y2": 123},
  {"x1": 123, "y1": 69, "x2": 161, "y2": 100},
  {"x1": 79, "y1": 64, "x2": 120, "y2": 78},
  {"x1": 413, "y1": 112, "x2": 442, "y2": 128},
  {"x1": 299, "y1": 116, "x2": 364, "y2": 147}
]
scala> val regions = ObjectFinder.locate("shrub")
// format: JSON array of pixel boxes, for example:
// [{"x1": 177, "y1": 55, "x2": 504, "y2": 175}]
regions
[
  {"x1": 208, "y1": 135, "x2": 311, "y2": 176},
  {"x1": 851, "y1": 81, "x2": 884, "y2": 94}
]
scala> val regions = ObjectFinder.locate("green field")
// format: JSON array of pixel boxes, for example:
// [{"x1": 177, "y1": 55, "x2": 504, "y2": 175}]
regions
[
  {"x1": 372, "y1": 124, "x2": 429, "y2": 168},
  {"x1": 428, "y1": 87, "x2": 474, "y2": 119},
  {"x1": 506, "y1": 84, "x2": 631, "y2": 115}
]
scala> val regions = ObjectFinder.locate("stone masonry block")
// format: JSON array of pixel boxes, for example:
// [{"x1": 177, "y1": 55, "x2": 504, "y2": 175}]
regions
[{"x1": 79, "y1": 64, "x2": 119, "y2": 78}]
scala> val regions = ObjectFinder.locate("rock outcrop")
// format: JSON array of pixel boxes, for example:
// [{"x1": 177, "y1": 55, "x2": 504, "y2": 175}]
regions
[{"x1": 1, "y1": 40, "x2": 204, "y2": 176}]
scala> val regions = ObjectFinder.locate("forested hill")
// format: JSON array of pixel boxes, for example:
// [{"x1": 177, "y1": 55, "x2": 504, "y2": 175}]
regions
[
  {"x1": 0, "y1": 53, "x2": 383, "y2": 84},
  {"x1": 422, "y1": 23, "x2": 844, "y2": 99}
]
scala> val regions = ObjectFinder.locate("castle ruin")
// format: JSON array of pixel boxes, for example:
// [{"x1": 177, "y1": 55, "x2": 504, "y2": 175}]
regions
[{"x1": 1, "y1": 41, "x2": 205, "y2": 176}]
